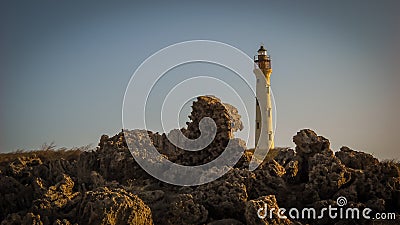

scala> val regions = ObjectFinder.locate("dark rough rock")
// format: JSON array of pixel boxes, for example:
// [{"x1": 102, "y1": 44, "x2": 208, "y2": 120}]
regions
[
  {"x1": 207, "y1": 218, "x2": 244, "y2": 225},
  {"x1": 273, "y1": 147, "x2": 295, "y2": 167},
  {"x1": 193, "y1": 176, "x2": 248, "y2": 222},
  {"x1": 292, "y1": 129, "x2": 332, "y2": 183},
  {"x1": 293, "y1": 129, "x2": 331, "y2": 156},
  {"x1": 0, "y1": 175, "x2": 33, "y2": 220},
  {"x1": 248, "y1": 160, "x2": 287, "y2": 200},
  {"x1": 335, "y1": 146, "x2": 379, "y2": 170},
  {"x1": 1, "y1": 96, "x2": 399, "y2": 224},
  {"x1": 165, "y1": 194, "x2": 208, "y2": 225},
  {"x1": 307, "y1": 151, "x2": 351, "y2": 199},
  {"x1": 1, "y1": 213, "x2": 43, "y2": 225}
]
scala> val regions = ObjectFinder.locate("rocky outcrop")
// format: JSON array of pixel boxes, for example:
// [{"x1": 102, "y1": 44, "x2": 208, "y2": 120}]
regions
[
  {"x1": 0, "y1": 96, "x2": 399, "y2": 224},
  {"x1": 335, "y1": 146, "x2": 379, "y2": 170},
  {"x1": 150, "y1": 96, "x2": 244, "y2": 166},
  {"x1": 78, "y1": 187, "x2": 153, "y2": 225}
]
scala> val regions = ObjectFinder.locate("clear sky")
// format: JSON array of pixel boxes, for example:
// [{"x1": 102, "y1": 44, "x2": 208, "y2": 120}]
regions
[{"x1": 1, "y1": 0, "x2": 399, "y2": 159}]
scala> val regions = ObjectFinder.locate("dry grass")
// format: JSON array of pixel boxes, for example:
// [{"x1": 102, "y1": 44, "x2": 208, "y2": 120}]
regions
[{"x1": 0, "y1": 142, "x2": 92, "y2": 164}]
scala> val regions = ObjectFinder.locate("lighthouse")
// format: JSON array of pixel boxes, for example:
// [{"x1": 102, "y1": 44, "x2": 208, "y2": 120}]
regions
[{"x1": 254, "y1": 45, "x2": 274, "y2": 151}]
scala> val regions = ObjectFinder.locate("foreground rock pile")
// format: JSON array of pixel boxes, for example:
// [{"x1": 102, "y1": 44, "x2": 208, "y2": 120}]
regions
[{"x1": 0, "y1": 96, "x2": 399, "y2": 225}]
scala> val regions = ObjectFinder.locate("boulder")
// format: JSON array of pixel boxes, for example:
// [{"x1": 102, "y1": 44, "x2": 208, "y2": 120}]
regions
[{"x1": 78, "y1": 187, "x2": 153, "y2": 225}]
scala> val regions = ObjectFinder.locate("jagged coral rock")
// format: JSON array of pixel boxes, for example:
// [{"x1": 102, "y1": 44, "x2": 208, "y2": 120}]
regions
[
  {"x1": 353, "y1": 161, "x2": 400, "y2": 205},
  {"x1": 194, "y1": 176, "x2": 248, "y2": 222},
  {"x1": 166, "y1": 194, "x2": 208, "y2": 225},
  {"x1": 273, "y1": 148, "x2": 295, "y2": 166},
  {"x1": 78, "y1": 187, "x2": 153, "y2": 225},
  {"x1": 7, "y1": 156, "x2": 42, "y2": 178},
  {"x1": 335, "y1": 146, "x2": 379, "y2": 170},
  {"x1": 292, "y1": 129, "x2": 333, "y2": 183},
  {"x1": 97, "y1": 136, "x2": 138, "y2": 183},
  {"x1": 249, "y1": 160, "x2": 286, "y2": 200},
  {"x1": 150, "y1": 96, "x2": 244, "y2": 166},
  {"x1": 293, "y1": 129, "x2": 330, "y2": 156},
  {"x1": 31, "y1": 174, "x2": 81, "y2": 224},
  {"x1": 307, "y1": 152, "x2": 351, "y2": 199}
]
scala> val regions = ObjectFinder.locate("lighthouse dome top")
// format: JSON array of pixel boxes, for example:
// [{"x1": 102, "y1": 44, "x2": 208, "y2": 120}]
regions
[{"x1": 257, "y1": 45, "x2": 267, "y2": 55}]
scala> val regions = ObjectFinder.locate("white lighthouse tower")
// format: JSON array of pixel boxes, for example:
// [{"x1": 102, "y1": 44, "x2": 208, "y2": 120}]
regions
[{"x1": 254, "y1": 45, "x2": 274, "y2": 151}]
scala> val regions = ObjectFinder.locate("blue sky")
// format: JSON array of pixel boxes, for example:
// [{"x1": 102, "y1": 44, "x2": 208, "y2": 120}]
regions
[{"x1": 1, "y1": 0, "x2": 399, "y2": 159}]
